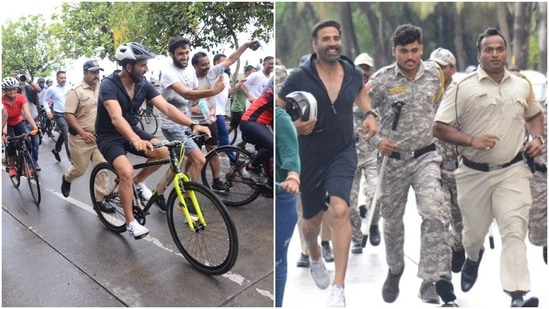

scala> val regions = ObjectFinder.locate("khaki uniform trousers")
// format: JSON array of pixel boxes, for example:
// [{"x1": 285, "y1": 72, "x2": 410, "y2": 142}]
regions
[
  {"x1": 455, "y1": 162, "x2": 532, "y2": 292},
  {"x1": 65, "y1": 133, "x2": 107, "y2": 201}
]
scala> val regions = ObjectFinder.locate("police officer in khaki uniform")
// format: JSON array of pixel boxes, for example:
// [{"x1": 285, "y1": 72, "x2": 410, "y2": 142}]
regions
[
  {"x1": 61, "y1": 60, "x2": 114, "y2": 213},
  {"x1": 434, "y1": 28, "x2": 543, "y2": 307}
]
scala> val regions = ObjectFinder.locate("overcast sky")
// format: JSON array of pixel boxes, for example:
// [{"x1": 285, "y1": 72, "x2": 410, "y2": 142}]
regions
[{"x1": 1, "y1": 1, "x2": 274, "y2": 84}]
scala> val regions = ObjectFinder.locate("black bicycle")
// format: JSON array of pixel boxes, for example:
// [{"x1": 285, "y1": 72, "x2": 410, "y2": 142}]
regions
[
  {"x1": 37, "y1": 107, "x2": 59, "y2": 143},
  {"x1": 5, "y1": 134, "x2": 41, "y2": 205},
  {"x1": 137, "y1": 104, "x2": 158, "y2": 135},
  {"x1": 201, "y1": 142, "x2": 273, "y2": 207}
]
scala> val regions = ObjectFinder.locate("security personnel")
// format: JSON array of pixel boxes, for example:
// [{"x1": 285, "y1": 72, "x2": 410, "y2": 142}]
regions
[
  {"x1": 61, "y1": 60, "x2": 114, "y2": 213},
  {"x1": 368, "y1": 24, "x2": 454, "y2": 305},
  {"x1": 434, "y1": 28, "x2": 543, "y2": 307}
]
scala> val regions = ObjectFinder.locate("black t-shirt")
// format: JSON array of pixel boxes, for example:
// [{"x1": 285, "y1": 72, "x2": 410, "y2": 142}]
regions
[
  {"x1": 278, "y1": 54, "x2": 363, "y2": 168},
  {"x1": 96, "y1": 71, "x2": 160, "y2": 135}
]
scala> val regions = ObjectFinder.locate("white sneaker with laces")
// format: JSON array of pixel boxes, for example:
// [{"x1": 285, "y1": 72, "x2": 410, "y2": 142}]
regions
[
  {"x1": 127, "y1": 219, "x2": 150, "y2": 239},
  {"x1": 310, "y1": 258, "x2": 330, "y2": 289},
  {"x1": 135, "y1": 182, "x2": 153, "y2": 201},
  {"x1": 327, "y1": 284, "x2": 346, "y2": 307}
]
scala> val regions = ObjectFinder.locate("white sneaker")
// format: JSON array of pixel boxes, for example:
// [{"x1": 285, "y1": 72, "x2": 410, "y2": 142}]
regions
[
  {"x1": 310, "y1": 258, "x2": 330, "y2": 289},
  {"x1": 127, "y1": 219, "x2": 150, "y2": 239},
  {"x1": 327, "y1": 285, "x2": 346, "y2": 307},
  {"x1": 135, "y1": 182, "x2": 153, "y2": 201}
]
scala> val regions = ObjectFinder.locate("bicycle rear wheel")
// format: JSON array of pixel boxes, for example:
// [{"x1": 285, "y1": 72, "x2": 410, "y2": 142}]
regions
[
  {"x1": 201, "y1": 145, "x2": 261, "y2": 206},
  {"x1": 167, "y1": 180, "x2": 238, "y2": 275},
  {"x1": 89, "y1": 162, "x2": 126, "y2": 233},
  {"x1": 139, "y1": 111, "x2": 158, "y2": 135},
  {"x1": 23, "y1": 150, "x2": 40, "y2": 205}
]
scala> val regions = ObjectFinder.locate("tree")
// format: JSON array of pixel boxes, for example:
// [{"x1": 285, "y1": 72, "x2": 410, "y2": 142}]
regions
[{"x1": 2, "y1": 15, "x2": 60, "y2": 79}]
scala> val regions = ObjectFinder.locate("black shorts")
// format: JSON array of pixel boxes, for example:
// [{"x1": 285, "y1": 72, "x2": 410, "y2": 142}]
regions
[
  {"x1": 202, "y1": 122, "x2": 219, "y2": 147},
  {"x1": 229, "y1": 111, "x2": 243, "y2": 129},
  {"x1": 96, "y1": 126, "x2": 155, "y2": 165},
  {"x1": 300, "y1": 144, "x2": 357, "y2": 219}
]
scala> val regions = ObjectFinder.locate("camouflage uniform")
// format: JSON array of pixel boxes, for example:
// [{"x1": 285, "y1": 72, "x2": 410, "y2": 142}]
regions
[
  {"x1": 350, "y1": 105, "x2": 380, "y2": 245},
  {"x1": 436, "y1": 134, "x2": 463, "y2": 252},
  {"x1": 369, "y1": 61, "x2": 452, "y2": 282},
  {"x1": 528, "y1": 97, "x2": 547, "y2": 247}
]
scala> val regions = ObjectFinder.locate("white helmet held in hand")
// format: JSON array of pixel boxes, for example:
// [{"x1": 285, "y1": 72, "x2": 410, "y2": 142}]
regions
[{"x1": 285, "y1": 91, "x2": 317, "y2": 121}]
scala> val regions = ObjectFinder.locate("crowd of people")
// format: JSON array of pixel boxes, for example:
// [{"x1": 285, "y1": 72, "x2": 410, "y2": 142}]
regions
[
  {"x1": 2, "y1": 17, "x2": 547, "y2": 309},
  {"x1": 275, "y1": 20, "x2": 546, "y2": 308}
]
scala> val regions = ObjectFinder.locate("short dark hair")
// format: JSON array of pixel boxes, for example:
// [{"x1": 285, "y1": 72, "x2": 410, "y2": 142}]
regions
[
  {"x1": 168, "y1": 36, "x2": 191, "y2": 54},
  {"x1": 311, "y1": 20, "x2": 341, "y2": 41},
  {"x1": 56, "y1": 70, "x2": 66, "y2": 77},
  {"x1": 263, "y1": 56, "x2": 274, "y2": 63},
  {"x1": 191, "y1": 51, "x2": 208, "y2": 66},
  {"x1": 392, "y1": 24, "x2": 422, "y2": 47},
  {"x1": 213, "y1": 53, "x2": 226, "y2": 65},
  {"x1": 476, "y1": 27, "x2": 507, "y2": 53}
]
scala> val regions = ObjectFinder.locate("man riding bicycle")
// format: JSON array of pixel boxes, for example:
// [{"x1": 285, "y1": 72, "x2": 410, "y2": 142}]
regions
[
  {"x1": 95, "y1": 42, "x2": 210, "y2": 239},
  {"x1": 2, "y1": 77, "x2": 39, "y2": 177}
]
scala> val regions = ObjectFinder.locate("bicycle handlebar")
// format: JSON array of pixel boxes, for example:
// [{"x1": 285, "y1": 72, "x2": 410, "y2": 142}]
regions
[{"x1": 152, "y1": 133, "x2": 208, "y2": 149}]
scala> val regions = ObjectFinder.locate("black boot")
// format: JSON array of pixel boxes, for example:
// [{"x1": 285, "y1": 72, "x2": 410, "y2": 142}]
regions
[
  {"x1": 461, "y1": 247, "x2": 484, "y2": 292},
  {"x1": 436, "y1": 278, "x2": 458, "y2": 307},
  {"x1": 511, "y1": 291, "x2": 539, "y2": 307},
  {"x1": 451, "y1": 248, "x2": 466, "y2": 273},
  {"x1": 369, "y1": 224, "x2": 381, "y2": 246},
  {"x1": 382, "y1": 265, "x2": 404, "y2": 303}
]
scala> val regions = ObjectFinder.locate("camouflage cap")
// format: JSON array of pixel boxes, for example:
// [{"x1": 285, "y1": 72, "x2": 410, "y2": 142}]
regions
[
  {"x1": 275, "y1": 65, "x2": 288, "y2": 94},
  {"x1": 429, "y1": 48, "x2": 456, "y2": 66}
]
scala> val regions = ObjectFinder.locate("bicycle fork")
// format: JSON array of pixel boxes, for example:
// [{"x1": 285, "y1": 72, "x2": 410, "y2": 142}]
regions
[{"x1": 174, "y1": 174, "x2": 206, "y2": 232}]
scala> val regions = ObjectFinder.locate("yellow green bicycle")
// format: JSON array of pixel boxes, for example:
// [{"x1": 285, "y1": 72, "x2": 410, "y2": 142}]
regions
[{"x1": 88, "y1": 136, "x2": 238, "y2": 275}]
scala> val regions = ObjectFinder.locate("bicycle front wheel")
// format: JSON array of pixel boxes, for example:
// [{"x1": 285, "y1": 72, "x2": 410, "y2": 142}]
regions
[
  {"x1": 167, "y1": 181, "x2": 238, "y2": 275},
  {"x1": 9, "y1": 155, "x2": 21, "y2": 188},
  {"x1": 139, "y1": 111, "x2": 158, "y2": 135},
  {"x1": 23, "y1": 150, "x2": 40, "y2": 205},
  {"x1": 89, "y1": 162, "x2": 126, "y2": 233},
  {"x1": 201, "y1": 145, "x2": 261, "y2": 207}
]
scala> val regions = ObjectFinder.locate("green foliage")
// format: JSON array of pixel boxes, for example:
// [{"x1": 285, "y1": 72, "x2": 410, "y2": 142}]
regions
[{"x1": 2, "y1": 15, "x2": 59, "y2": 79}]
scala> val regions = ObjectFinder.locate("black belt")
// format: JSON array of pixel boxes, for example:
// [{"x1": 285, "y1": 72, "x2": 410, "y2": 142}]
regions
[
  {"x1": 535, "y1": 163, "x2": 547, "y2": 173},
  {"x1": 389, "y1": 143, "x2": 436, "y2": 160},
  {"x1": 462, "y1": 153, "x2": 522, "y2": 172}
]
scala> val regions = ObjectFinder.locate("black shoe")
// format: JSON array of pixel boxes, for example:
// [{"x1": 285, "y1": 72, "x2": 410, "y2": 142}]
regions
[
  {"x1": 152, "y1": 192, "x2": 167, "y2": 214},
  {"x1": 382, "y1": 266, "x2": 404, "y2": 303},
  {"x1": 97, "y1": 202, "x2": 115, "y2": 213},
  {"x1": 436, "y1": 278, "x2": 458, "y2": 306},
  {"x1": 246, "y1": 166, "x2": 267, "y2": 184},
  {"x1": 51, "y1": 149, "x2": 61, "y2": 162},
  {"x1": 419, "y1": 280, "x2": 440, "y2": 304},
  {"x1": 34, "y1": 163, "x2": 41, "y2": 171},
  {"x1": 451, "y1": 248, "x2": 466, "y2": 273},
  {"x1": 369, "y1": 224, "x2": 381, "y2": 246},
  {"x1": 212, "y1": 179, "x2": 230, "y2": 191},
  {"x1": 296, "y1": 253, "x2": 310, "y2": 268},
  {"x1": 61, "y1": 175, "x2": 71, "y2": 197},
  {"x1": 351, "y1": 242, "x2": 363, "y2": 254},
  {"x1": 511, "y1": 291, "x2": 539, "y2": 307},
  {"x1": 322, "y1": 242, "x2": 334, "y2": 263},
  {"x1": 461, "y1": 247, "x2": 484, "y2": 292}
]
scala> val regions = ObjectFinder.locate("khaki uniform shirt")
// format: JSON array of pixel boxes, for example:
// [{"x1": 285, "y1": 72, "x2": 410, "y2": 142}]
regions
[
  {"x1": 65, "y1": 79, "x2": 99, "y2": 134},
  {"x1": 435, "y1": 67, "x2": 541, "y2": 165}
]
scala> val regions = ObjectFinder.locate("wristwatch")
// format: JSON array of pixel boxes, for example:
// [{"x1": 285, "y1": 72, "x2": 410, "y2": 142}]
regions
[
  {"x1": 365, "y1": 109, "x2": 378, "y2": 118},
  {"x1": 532, "y1": 135, "x2": 545, "y2": 145}
]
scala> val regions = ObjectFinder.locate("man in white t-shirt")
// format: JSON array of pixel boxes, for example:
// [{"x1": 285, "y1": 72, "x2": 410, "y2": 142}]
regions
[
  {"x1": 243, "y1": 56, "x2": 274, "y2": 109},
  {"x1": 191, "y1": 41, "x2": 259, "y2": 191}
]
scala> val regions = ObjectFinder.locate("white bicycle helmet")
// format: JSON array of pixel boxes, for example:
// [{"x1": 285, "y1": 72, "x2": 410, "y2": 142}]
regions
[
  {"x1": 2, "y1": 77, "x2": 20, "y2": 89},
  {"x1": 285, "y1": 91, "x2": 317, "y2": 121},
  {"x1": 115, "y1": 42, "x2": 156, "y2": 64}
]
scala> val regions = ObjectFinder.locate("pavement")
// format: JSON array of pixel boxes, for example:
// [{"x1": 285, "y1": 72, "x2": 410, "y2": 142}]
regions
[
  {"x1": 2, "y1": 131, "x2": 273, "y2": 307},
  {"x1": 282, "y1": 188, "x2": 548, "y2": 308}
]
